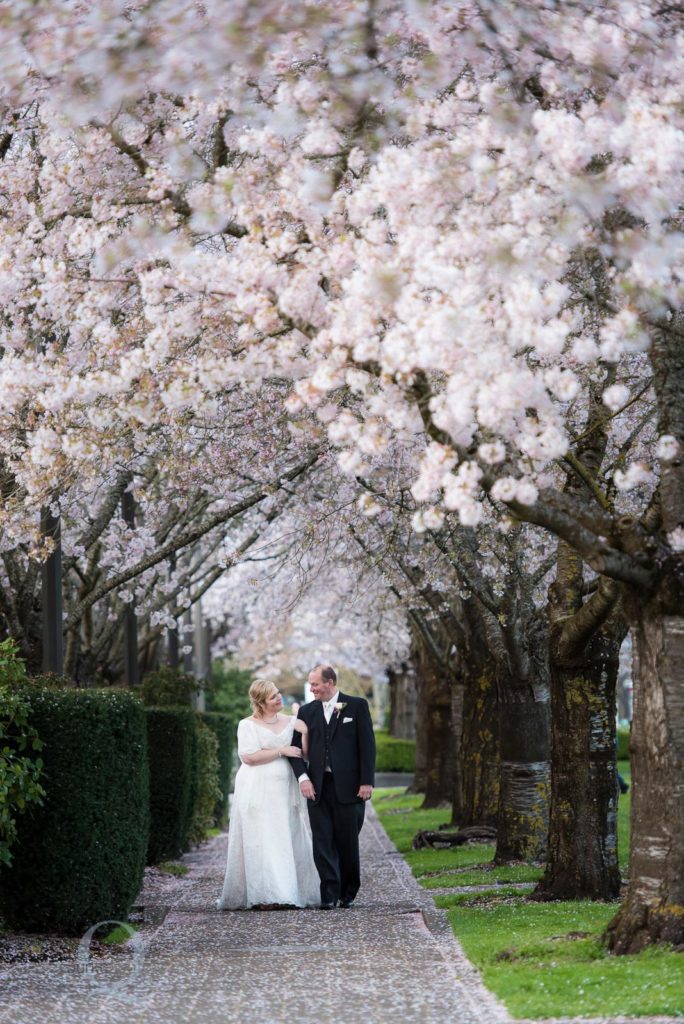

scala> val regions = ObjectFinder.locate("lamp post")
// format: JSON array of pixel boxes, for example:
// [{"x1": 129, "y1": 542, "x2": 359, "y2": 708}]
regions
[
  {"x1": 41, "y1": 505, "x2": 64, "y2": 675},
  {"x1": 167, "y1": 551, "x2": 179, "y2": 668},
  {"x1": 121, "y1": 489, "x2": 139, "y2": 687},
  {"x1": 192, "y1": 598, "x2": 210, "y2": 711}
]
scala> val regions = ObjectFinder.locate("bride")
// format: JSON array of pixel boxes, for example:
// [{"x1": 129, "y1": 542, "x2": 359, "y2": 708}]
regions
[{"x1": 216, "y1": 679, "x2": 320, "y2": 910}]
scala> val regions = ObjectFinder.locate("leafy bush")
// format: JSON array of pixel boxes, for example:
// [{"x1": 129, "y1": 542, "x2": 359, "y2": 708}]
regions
[
  {"x1": 375, "y1": 730, "x2": 416, "y2": 772},
  {"x1": 141, "y1": 665, "x2": 213, "y2": 707},
  {"x1": 0, "y1": 638, "x2": 29, "y2": 688},
  {"x1": 198, "y1": 712, "x2": 233, "y2": 826},
  {"x1": 0, "y1": 685, "x2": 149, "y2": 935},
  {"x1": 0, "y1": 639, "x2": 47, "y2": 869},
  {"x1": 145, "y1": 707, "x2": 196, "y2": 863},
  {"x1": 617, "y1": 725, "x2": 630, "y2": 761},
  {"x1": 186, "y1": 718, "x2": 222, "y2": 844},
  {"x1": 205, "y1": 659, "x2": 252, "y2": 725}
]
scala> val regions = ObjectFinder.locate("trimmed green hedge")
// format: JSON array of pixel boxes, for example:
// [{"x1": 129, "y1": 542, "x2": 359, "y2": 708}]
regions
[
  {"x1": 145, "y1": 707, "x2": 196, "y2": 864},
  {"x1": 0, "y1": 686, "x2": 149, "y2": 935},
  {"x1": 617, "y1": 725, "x2": 630, "y2": 761},
  {"x1": 186, "y1": 719, "x2": 222, "y2": 845},
  {"x1": 375, "y1": 730, "x2": 416, "y2": 772},
  {"x1": 199, "y1": 711, "x2": 233, "y2": 826}
]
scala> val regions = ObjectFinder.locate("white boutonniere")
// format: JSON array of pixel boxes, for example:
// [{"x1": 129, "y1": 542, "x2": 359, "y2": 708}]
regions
[{"x1": 334, "y1": 702, "x2": 348, "y2": 717}]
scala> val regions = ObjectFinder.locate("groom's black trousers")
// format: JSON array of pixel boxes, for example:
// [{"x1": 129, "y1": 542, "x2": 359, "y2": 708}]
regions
[{"x1": 308, "y1": 774, "x2": 365, "y2": 905}]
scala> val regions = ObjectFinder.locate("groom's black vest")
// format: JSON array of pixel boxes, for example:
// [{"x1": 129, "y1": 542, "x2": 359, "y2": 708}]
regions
[{"x1": 324, "y1": 714, "x2": 334, "y2": 772}]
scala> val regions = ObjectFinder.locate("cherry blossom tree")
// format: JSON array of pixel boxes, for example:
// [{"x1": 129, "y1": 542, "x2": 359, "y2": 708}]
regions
[{"x1": 2, "y1": 0, "x2": 682, "y2": 950}]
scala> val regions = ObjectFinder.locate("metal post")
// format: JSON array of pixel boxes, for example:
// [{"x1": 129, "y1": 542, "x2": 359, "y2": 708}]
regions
[
  {"x1": 122, "y1": 490, "x2": 139, "y2": 687},
  {"x1": 192, "y1": 599, "x2": 209, "y2": 711},
  {"x1": 167, "y1": 551, "x2": 179, "y2": 668},
  {"x1": 41, "y1": 506, "x2": 64, "y2": 676},
  {"x1": 167, "y1": 619, "x2": 180, "y2": 669},
  {"x1": 182, "y1": 608, "x2": 193, "y2": 673}
]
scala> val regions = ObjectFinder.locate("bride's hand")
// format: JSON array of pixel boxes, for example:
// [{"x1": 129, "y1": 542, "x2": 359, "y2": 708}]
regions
[{"x1": 281, "y1": 745, "x2": 303, "y2": 758}]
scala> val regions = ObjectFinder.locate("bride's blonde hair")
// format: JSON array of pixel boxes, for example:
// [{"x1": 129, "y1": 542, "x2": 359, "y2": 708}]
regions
[{"x1": 249, "y1": 679, "x2": 278, "y2": 717}]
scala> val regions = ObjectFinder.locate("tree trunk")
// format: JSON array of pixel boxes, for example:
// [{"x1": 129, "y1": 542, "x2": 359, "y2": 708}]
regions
[
  {"x1": 454, "y1": 653, "x2": 499, "y2": 827},
  {"x1": 495, "y1": 668, "x2": 551, "y2": 863},
  {"x1": 450, "y1": 675, "x2": 466, "y2": 824},
  {"x1": 535, "y1": 536, "x2": 626, "y2": 901},
  {"x1": 413, "y1": 634, "x2": 455, "y2": 807},
  {"x1": 388, "y1": 662, "x2": 417, "y2": 739},
  {"x1": 605, "y1": 611, "x2": 684, "y2": 951},
  {"x1": 605, "y1": 312, "x2": 684, "y2": 952},
  {"x1": 535, "y1": 629, "x2": 622, "y2": 900},
  {"x1": 408, "y1": 650, "x2": 428, "y2": 794}
]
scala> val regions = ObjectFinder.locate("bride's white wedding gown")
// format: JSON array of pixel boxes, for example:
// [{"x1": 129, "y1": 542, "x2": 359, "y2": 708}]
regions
[{"x1": 216, "y1": 717, "x2": 321, "y2": 910}]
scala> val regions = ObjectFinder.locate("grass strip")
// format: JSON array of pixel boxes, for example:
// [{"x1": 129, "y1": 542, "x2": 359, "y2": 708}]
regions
[
  {"x1": 434, "y1": 886, "x2": 535, "y2": 909},
  {"x1": 374, "y1": 764, "x2": 684, "y2": 1019},
  {"x1": 450, "y1": 899, "x2": 684, "y2": 1019}
]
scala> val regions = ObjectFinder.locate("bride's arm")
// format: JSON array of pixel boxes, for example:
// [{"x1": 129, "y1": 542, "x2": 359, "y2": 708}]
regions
[
  {"x1": 292, "y1": 719, "x2": 308, "y2": 759},
  {"x1": 241, "y1": 747, "x2": 294, "y2": 765},
  {"x1": 237, "y1": 720, "x2": 302, "y2": 765}
]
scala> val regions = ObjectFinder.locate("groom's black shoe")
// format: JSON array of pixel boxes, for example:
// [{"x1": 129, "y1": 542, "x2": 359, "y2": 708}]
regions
[
  {"x1": 319, "y1": 901, "x2": 337, "y2": 909},
  {"x1": 338, "y1": 898, "x2": 354, "y2": 909}
]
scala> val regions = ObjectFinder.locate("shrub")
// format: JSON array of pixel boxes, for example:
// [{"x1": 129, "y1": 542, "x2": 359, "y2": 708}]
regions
[
  {"x1": 617, "y1": 725, "x2": 630, "y2": 761},
  {"x1": 0, "y1": 639, "x2": 48, "y2": 869},
  {"x1": 205, "y1": 659, "x2": 252, "y2": 724},
  {"x1": 0, "y1": 637, "x2": 29, "y2": 688},
  {"x1": 141, "y1": 665, "x2": 210, "y2": 707},
  {"x1": 198, "y1": 712, "x2": 233, "y2": 826},
  {"x1": 145, "y1": 707, "x2": 196, "y2": 863},
  {"x1": 0, "y1": 685, "x2": 149, "y2": 935},
  {"x1": 375, "y1": 730, "x2": 416, "y2": 772},
  {"x1": 186, "y1": 719, "x2": 222, "y2": 844}
]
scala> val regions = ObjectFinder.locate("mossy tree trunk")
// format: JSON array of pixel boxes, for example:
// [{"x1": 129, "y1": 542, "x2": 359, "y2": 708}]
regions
[
  {"x1": 495, "y1": 662, "x2": 551, "y2": 863},
  {"x1": 387, "y1": 661, "x2": 417, "y2": 740},
  {"x1": 535, "y1": 543, "x2": 625, "y2": 901},
  {"x1": 455, "y1": 647, "x2": 499, "y2": 828},
  {"x1": 412, "y1": 629, "x2": 455, "y2": 808},
  {"x1": 605, "y1": 598, "x2": 684, "y2": 951},
  {"x1": 604, "y1": 316, "x2": 684, "y2": 952}
]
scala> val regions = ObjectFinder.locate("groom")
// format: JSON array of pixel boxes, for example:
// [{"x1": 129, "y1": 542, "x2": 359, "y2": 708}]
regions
[{"x1": 289, "y1": 664, "x2": 376, "y2": 909}]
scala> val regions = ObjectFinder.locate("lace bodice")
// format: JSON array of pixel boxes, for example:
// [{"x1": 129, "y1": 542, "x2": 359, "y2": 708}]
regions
[{"x1": 237, "y1": 718, "x2": 294, "y2": 758}]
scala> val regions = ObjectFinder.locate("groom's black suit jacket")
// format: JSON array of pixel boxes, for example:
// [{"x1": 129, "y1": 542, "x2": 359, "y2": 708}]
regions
[{"x1": 289, "y1": 692, "x2": 376, "y2": 805}]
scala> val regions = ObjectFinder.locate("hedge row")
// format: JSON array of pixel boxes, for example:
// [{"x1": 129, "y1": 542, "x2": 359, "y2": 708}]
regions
[
  {"x1": 0, "y1": 687, "x2": 150, "y2": 934},
  {"x1": 372, "y1": 729, "x2": 630, "y2": 774},
  {"x1": 375, "y1": 730, "x2": 416, "y2": 772},
  {"x1": 199, "y1": 711, "x2": 233, "y2": 827},
  {"x1": 0, "y1": 686, "x2": 232, "y2": 935}
]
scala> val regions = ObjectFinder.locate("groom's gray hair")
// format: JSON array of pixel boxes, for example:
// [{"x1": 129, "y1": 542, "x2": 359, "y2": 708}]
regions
[{"x1": 314, "y1": 664, "x2": 337, "y2": 685}]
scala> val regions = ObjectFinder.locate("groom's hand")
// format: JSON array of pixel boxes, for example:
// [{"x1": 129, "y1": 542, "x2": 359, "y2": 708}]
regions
[
  {"x1": 358, "y1": 785, "x2": 373, "y2": 801},
  {"x1": 300, "y1": 780, "x2": 316, "y2": 800}
]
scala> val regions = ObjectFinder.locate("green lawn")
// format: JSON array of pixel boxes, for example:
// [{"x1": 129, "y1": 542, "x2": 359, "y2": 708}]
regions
[
  {"x1": 452, "y1": 900, "x2": 684, "y2": 1019},
  {"x1": 374, "y1": 762, "x2": 684, "y2": 1019}
]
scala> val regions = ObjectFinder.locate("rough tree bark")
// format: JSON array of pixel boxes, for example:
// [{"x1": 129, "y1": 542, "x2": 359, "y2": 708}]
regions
[
  {"x1": 495, "y1": 660, "x2": 551, "y2": 863},
  {"x1": 604, "y1": 315, "x2": 684, "y2": 952},
  {"x1": 387, "y1": 661, "x2": 417, "y2": 739},
  {"x1": 454, "y1": 633, "x2": 499, "y2": 829},
  {"x1": 535, "y1": 543, "x2": 625, "y2": 901},
  {"x1": 410, "y1": 624, "x2": 455, "y2": 807},
  {"x1": 536, "y1": 370, "x2": 627, "y2": 901}
]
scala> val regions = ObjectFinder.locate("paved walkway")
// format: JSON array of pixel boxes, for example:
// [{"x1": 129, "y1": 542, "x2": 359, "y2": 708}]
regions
[
  {"x1": 3, "y1": 807, "x2": 679, "y2": 1024},
  {"x1": 0, "y1": 804, "x2": 508, "y2": 1024}
]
